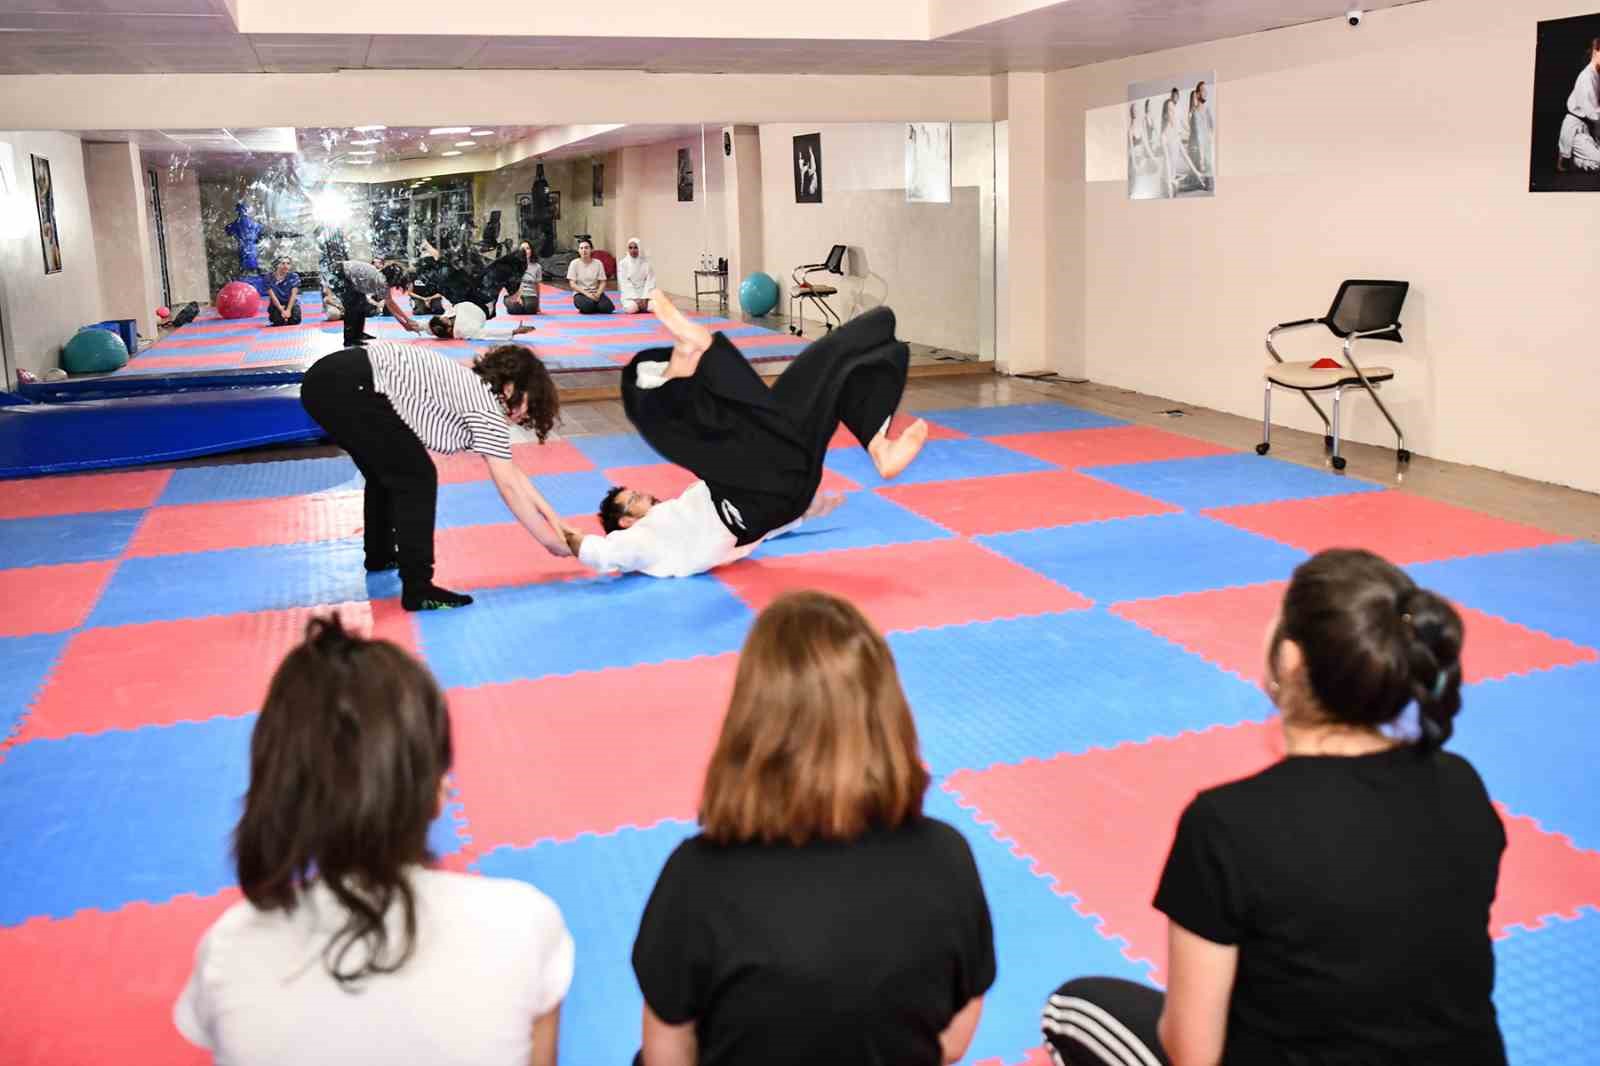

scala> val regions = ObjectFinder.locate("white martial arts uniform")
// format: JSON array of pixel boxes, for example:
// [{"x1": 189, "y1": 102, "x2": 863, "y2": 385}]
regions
[
  {"x1": 1559, "y1": 63, "x2": 1600, "y2": 172},
  {"x1": 438, "y1": 300, "x2": 487, "y2": 339}
]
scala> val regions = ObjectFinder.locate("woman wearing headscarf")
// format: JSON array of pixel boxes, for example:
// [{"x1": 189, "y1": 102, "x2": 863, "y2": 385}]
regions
[{"x1": 617, "y1": 237, "x2": 656, "y2": 314}]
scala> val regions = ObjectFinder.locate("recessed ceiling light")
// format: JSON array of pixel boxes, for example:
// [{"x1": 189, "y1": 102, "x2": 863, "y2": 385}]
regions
[
  {"x1": 428, "y1": 126, "x2": 472, "y2": 135},
  {"x1": 470, "y1": 129, "x2": 493, "y2": 136},
  {"x1": 350, "y1": 138, "x2": 381, "y2": 146},
  {"x1": 353, "y1": 125, "x2": 386, "y2": 132},
  {"x1": 453, "y1": 141, "x2": 476, "y2": 148},
  {"x1": 441, "y1": 150, "x2": 462, "y2": 157},
  {"x1": 346, "y1": 159, "x2": 374, "y2": 165},
  {"x1": 348, "y1": 150, "x2": 376, "y2": 156}
]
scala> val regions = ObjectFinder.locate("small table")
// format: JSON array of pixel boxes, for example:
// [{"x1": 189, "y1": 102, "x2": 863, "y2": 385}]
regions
[{"x1": 693, "y1": 269, "x2": 728, "y2": 312}]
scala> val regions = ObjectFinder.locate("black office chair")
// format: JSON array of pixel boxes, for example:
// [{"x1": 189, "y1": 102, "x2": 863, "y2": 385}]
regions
[
  {"x1": 1257, "y1": 279, "x2": 1410, "y2": 471},
  {"x1": 788, "y1": 244, "x2": 848, "y2": 336}
]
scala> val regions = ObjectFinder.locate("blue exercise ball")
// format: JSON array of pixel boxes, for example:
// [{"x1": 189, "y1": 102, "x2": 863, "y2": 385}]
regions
[
  {"x1": 61, "y1": 327, "x2": 130, "y2": 375},
  {"x1": 739, "y1": 272, "x2": 779, "y2": 317}
]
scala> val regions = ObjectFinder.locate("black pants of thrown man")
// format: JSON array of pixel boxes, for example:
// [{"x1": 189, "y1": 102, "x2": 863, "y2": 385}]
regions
[
  {"x1": 621, "y1": 306, "x2": 909, "y2": 546},
  {"x1": 300, "y1": 347, "x2": 439, "y2": 589}
]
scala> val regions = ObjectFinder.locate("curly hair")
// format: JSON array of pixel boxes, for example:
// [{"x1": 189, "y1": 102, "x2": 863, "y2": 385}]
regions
[{"x1": 472, "y1": 344, "x2": 559, "y2": 442}]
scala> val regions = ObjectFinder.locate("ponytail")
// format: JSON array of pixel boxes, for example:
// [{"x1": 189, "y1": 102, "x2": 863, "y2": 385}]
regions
[{"x1": 1396, "y1": 588, "x2": 1464, "y2": 753}]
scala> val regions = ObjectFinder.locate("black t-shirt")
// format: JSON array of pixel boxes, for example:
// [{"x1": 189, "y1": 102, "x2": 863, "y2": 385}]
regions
[
  {"x1": 1155, "y1": 746, "x2": 1508, "y2": 1066},
  {"x1": 632, "y1": 816, "x2": 996, "y2": 1066}
]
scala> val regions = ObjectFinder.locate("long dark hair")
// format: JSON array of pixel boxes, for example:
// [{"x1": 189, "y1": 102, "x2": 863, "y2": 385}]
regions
[
  {"x1": 1270, "y1": 548, "x2": 1464, "y2": 752},
  {"x1": 233, "y1": 616, "x2": 453, "y2": 986},
  {"x1": 472, "y1": 344, "x2": 559, "y2": 441}
]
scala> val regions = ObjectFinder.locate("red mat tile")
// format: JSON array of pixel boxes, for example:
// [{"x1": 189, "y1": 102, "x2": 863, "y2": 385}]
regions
[
  {"x1": 0, "y1": 470, "x2": 171, "y2": 520},
  {"x1": 0, "y1": 561, "x2": 117, "y2": 637},
  {"x1": 448, "y1": 655, "x2": 739, "y2": 851},
  {"x1": 0, "y1": 890, "x2": 237, "y2": 1066},
  {"x1": 1492, "y1": 806, "x2": 1600, "y2": 935},
  {"x1": 432, "y1": 517, "x2": 600, "y2": 592},
  {"x1": 1206, "y1": 491, "x2": 1569, "y2": 565},
  {"x1": 20, "y1": 600, "x2": 417, "y2": 742},
  {"x1": 828, "y1": 412, "x2": 965, "y2": 450},
  {"x1": 945, "y1": 721, "x2": 1285, "y2": 981},
  {"x1": 716, "y1": 539, "x2": 1091, "y2": 634},
  {"x1": 126, "y1": 493, "x2": 365, "y2": 557},
  {"x1": 602, "y1": 462, "x2": 859, "y2": 505},
  {"x1": 1114, "y1": 581, "x2": 1597, "y2": 686},
  {"x1": 992, "y1": 425, "x2": 1234, "y2": 468},
  {"x1": 432, "y1": 439, "x2": 595, "y2": 485},
  {"x1": 880, "y1": 468, "x2": 1177, "y2": 536}
]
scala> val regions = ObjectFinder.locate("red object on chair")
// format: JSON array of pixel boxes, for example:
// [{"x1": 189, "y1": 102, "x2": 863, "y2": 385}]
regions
[
  {"x1": 1310, "y1": 357, "x2": 1343, "y2": 369},
  {"x1": 593, "y1": 249, "x2": 617, "y2": 278}
]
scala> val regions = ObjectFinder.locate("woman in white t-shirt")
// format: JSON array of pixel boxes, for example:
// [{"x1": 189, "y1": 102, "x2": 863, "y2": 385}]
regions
[
  {"x1": 566, "y1": 239, "x2": 614, "y2": 314},
  {"x1": 174, "y1": 616, "x2": 574, "y2": 1066}
]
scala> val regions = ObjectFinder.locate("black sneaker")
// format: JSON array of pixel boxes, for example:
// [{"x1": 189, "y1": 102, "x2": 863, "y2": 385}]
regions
[{"x1": 402, "y1": 584, "x2": 474, "y2": 612}]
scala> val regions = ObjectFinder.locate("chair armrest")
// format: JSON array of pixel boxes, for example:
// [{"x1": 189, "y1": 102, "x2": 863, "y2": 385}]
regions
[
  {"x1": 1264, "y1": 317, "x2": 1326, "y2": 363},
  {"x1": 1275, "y1": 317, "x2": 1324, "y2": 330}
]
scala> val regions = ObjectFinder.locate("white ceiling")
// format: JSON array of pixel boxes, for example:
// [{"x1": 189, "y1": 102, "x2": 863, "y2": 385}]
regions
[{"x1": 0, "y1": 0, "x2": 1424, "y2": 76}]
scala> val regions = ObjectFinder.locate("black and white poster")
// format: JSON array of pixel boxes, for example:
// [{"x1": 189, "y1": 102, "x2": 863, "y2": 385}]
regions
[
  {"x1": 1127, "y1": 72, "x2": 1215, "y2": 200},
  {"x1": 676, "y1": 148, "x2": 694, "y2": 202},
  {"x1": 793, "y1": 132, "x2": 822, "y2": 204},
  {"x1": 1529, "y1": 13, "x2": 1600, "y2": 192},
  {"x1": 906, "y1": 122, "x2": 951, "y2": 203},
  {"x1": 593, "y1": 162, "x2": 604, "y2": 206}
]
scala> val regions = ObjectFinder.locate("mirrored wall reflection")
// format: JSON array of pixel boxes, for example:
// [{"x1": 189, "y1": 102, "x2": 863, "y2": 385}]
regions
[{"x1": 61, "y1": 120, "x2": 994, "y2": 378}]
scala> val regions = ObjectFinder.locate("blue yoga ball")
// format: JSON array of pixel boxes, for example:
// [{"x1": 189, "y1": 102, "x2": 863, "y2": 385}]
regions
[
  {"x1": 61, "y1": 327, "x2": 130, "y2": 375},
  {"x1": 739, "y1": 272, "x2": 779, "y2": 317}
]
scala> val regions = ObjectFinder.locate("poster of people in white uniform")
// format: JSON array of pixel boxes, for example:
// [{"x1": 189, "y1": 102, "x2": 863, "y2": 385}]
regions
[
  {"x1": 1127, "y1": 72, "x2": 1216, "y2": 200},
  {"x1": 1529, "y1": 12, "x2": 1600, "y2": 192}
]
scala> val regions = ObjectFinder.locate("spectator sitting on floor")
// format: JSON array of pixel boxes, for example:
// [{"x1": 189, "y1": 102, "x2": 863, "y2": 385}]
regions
[
  {"x1": 617, "y1": 237, "x2": 655, "y2": 314},
  {"x1": 265, "y1": 258, "x2": 302, "y2": 326},
  {"x1": 504, "y1": 240, "x2": 543, "y2": 315},
  {"x1": 566, "y1": 239, "x2": 613, "y2": 314}
]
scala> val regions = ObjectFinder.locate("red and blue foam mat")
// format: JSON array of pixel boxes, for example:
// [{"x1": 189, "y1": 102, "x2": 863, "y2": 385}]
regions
[{"x1": 0, "y1": 398, "x2": 1596, "y2": 1066}]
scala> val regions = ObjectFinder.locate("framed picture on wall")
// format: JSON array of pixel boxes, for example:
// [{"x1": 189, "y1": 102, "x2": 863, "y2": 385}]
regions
[
  {"x1": 906, "y1": 122, "x2": 951, "y2": 203},
  {"x1": 677, "y1": 148, "x2": 694, "y2": 202},
  {"x1": 593, "y1": 162, "x2": 604, "y2": 206},
  {"x1": 1126, "y1": 72, "x2": 1215, "y2": 201},
  {"x1": 548, "y1": 190, "x2": 561, "y2": 221},
  {"x1": 793, "y1": 132, "x2": 823, "y2": 203},
  {"x1": 1528, "y1": 13, "x2": 1600, "y2": 192},
  {"x1": 32, "y1": 153, "x2": 62, "y2": 274}
]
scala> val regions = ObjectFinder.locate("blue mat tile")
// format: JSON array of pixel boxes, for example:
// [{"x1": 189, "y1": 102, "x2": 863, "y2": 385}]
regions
[
  {"x1": 438, "y1": 470, "x2": 616, "y2": 529},
  {"x1": 1, "y1": 510, "x2": 144, "y2": 568},
  {"x1": 165, "y1": 326, "x2": 260, "y2": 340},
  {"x1": 1410, "y1": 542, "x2": 1600, "y2": 652},
  {"x1": 570, "y1": 432, "x2": 667, "y2": 470},
  {"x1": 0, "y1": 717, "x2": 253, "y2": 924},
  {"x1": 1494, "y1": 908, "x2": 1600, "y2": 1066},
  {"x1": 414, "y1": 575, "x2": 754, "y2": 689},
  {"x1": 750, "y1": 490, "x2": 952, "y2": 559},
  {"x1": 923, "y1": 787, "x2": 1157, "y2": 1063},
  {"x1": 0, "y1": 632, "x2": 70, "y2": 742},
  {"x1": 1455, "y1": 664, "x2": 1600, "y2": 852},
  {"x1": 893, "y1": 611, "x2": 1269, "y2": 776},
  {"x1": 918, "y1": 402, "x2": 1126, "y2": 436},
  {"x1": 979, "y1": 512, "x2": 1306, "y2": 604},
  {"x1": 742, "y1": 341, "x2": 810, "y2": 358},
  {"x1": 826, "y1": 438, "x2": 1056, "y2": 489},
  {"x1": 159, "y1": 456, "x2": 362, "y2": 506},
  {"x1": 475, "y1": 821, "x2": 699, "y2": 1066},
  {"x1": 1087, "y1": 453, "x2": 1382, "y2": 511},
  {"x1": 89, "y1": 539, "x2": 375, "y2": 627},
  {"x1": 242, "y1": 350, "x2": 317, "y2": 365}
]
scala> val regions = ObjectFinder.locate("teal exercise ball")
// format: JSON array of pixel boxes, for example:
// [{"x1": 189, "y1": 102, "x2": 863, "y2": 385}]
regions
[
  {"x1": 738, "y1": 272, "x2": 779, "y2": 317},
  {"x1": 61, "y1": 327, "x2": 130, "y2": 375}
]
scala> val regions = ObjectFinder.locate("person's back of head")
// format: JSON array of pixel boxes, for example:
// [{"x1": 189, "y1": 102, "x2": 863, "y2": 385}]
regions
[
  {"x1": 701, "y1": 590, "x2": 928, "y2": 846},
  {"x1": 233, "y1": 615, "x2": 452, "y2": 986},
  {"x1": 598, "y1": 486, "x2": 628, "y2": 533},
  {"x1": 428, "y1": 316, "x2": 451, "y2": 340},
  {"x1": 381, "y1": 263, "x2": 410, "y2": 290},
  {"x1": 471, "y1": 344, "x2": 559, "y2": 441},
  {"x1": 1270, "y1": 548, "x2": 1464, "y2": 751}
]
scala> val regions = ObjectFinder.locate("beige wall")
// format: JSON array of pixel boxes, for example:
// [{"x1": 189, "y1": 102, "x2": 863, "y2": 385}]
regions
[
  {"x1": 622, "y1": 133, "x2": 726, "y2": 299},
  {"x1": 84, "y1": 141, "x2": 159, "y2": 340},
  {"x1": 1048, "y1": 0, "x2": 1600, "y2": 494},
  {"x1": 0, "y1": 130, "x2": 103, "y2": 380},
  {"x1": 757, "y1": 122, "x2": 992, "y2": 355}
]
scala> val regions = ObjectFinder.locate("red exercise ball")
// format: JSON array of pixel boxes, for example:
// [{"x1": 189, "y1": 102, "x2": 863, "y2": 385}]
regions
[
  {"x1": 156, "y1": 305, "x2": 171, "y2": 321},
  {"x1": 216, "y1": 281, "x2": 261, "y2": 319},
  {"x1": 593, "y1": 249, "x2": 617, "y2": 278}
]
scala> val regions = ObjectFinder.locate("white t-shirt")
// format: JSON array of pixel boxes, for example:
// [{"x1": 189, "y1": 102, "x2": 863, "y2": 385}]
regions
[
  {"x1": 174, "y1": 868, "x2": 574, "y2": 1066},
  {"x1": 566, "y1": 256, "x2": 606, "y2": 293}
]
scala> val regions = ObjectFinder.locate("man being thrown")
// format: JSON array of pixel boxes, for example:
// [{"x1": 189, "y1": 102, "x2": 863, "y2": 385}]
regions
[{"x1": 563, "y1": 292, "x2": 926, "y2": 578}]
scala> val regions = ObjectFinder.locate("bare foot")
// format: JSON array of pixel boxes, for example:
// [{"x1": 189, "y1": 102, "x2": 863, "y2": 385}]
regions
[
  {"x1": 652, "y1": 290, "x2": 713, "y2": 379},
  {"x1": 868, "y1": 418, "x2": 928, "y2": 479}
]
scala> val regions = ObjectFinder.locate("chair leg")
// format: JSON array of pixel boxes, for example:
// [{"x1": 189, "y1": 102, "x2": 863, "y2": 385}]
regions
[
  {"x1": 1256, "y1": 381, "x2": 1272, "y2": 455},
  {"x1": 1297, "y1": 392, "x2": 1333, "y2": 451},
  {"x1": 1358, "y1": 380, "x2": 1410, "y2": 463},
  {"x1": 1329, "y1": 388, "x2": 1346, "y2": 471}
]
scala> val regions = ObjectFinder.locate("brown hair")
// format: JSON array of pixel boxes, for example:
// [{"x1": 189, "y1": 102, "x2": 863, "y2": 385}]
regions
[
  {"x1": 700, "y1": 591, "x2": 928, "y2": 845},
  {"x1": 472, "y1": 344, "x2": 559, "y2": 441},
  {"x1": 233, "y1": 616, "x2": 452, "y2": 985}
]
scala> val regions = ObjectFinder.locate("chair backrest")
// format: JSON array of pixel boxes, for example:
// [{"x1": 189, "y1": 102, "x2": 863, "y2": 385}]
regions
[
  {"x1": 823, "y1": 244, "x2": 847, "y2": 273},
  {"x1": 1325, "y1": 280, "x2": 1408, "y2": 342}
]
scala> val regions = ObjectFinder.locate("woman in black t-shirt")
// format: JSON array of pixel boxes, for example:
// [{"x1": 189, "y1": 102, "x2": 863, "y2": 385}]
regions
[
  {"x1": 632, "y1": 591, "x2": 996, "y2": 1066},
  {"x1": 1042, "y1": 548, "x2": 1507, "y2": 1066}
]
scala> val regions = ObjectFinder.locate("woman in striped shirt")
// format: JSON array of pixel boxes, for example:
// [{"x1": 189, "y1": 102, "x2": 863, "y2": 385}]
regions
[{"x1": 301, "y1": 342, "x2": 569, "y2": 611}]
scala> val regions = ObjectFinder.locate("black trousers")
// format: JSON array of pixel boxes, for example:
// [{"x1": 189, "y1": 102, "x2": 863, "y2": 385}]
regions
[
  {"x1": 300, "y1": 348, "x2": 438, "y2": 588},
  {"x1": 337, "y1": 277, "x2": 369, "y2": 347},
  {"x1": 268, "y1": 301, "x2": 302, "y2": 326},
  {"x1": 622, "y1": 306, "x2": 906, "y2": 544},
  {"x1": 575, "y1": 291, "x2": 615, "y2": 314},
  {"x1": 478, "y1": 250, "x2": 530, "y2": 319},
  {"x1": 1042, "y1": 978, "x2": 1170, "y2": 1066}
]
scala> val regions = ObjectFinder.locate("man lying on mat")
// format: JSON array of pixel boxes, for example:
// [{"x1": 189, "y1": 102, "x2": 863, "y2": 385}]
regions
[{"x1": 561, "y1": 292, "x2": 927, "y2": 578}]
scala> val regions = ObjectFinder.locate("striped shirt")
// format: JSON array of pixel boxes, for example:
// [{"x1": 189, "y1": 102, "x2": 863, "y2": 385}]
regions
[{"x1": 366, "y1": 342, "x2": 513, "y2": 460}]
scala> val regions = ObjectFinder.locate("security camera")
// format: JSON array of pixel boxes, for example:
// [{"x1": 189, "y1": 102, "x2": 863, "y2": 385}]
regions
[{"x1": 1346, "y1": 6, "x2": 1362, "y2": 26}]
